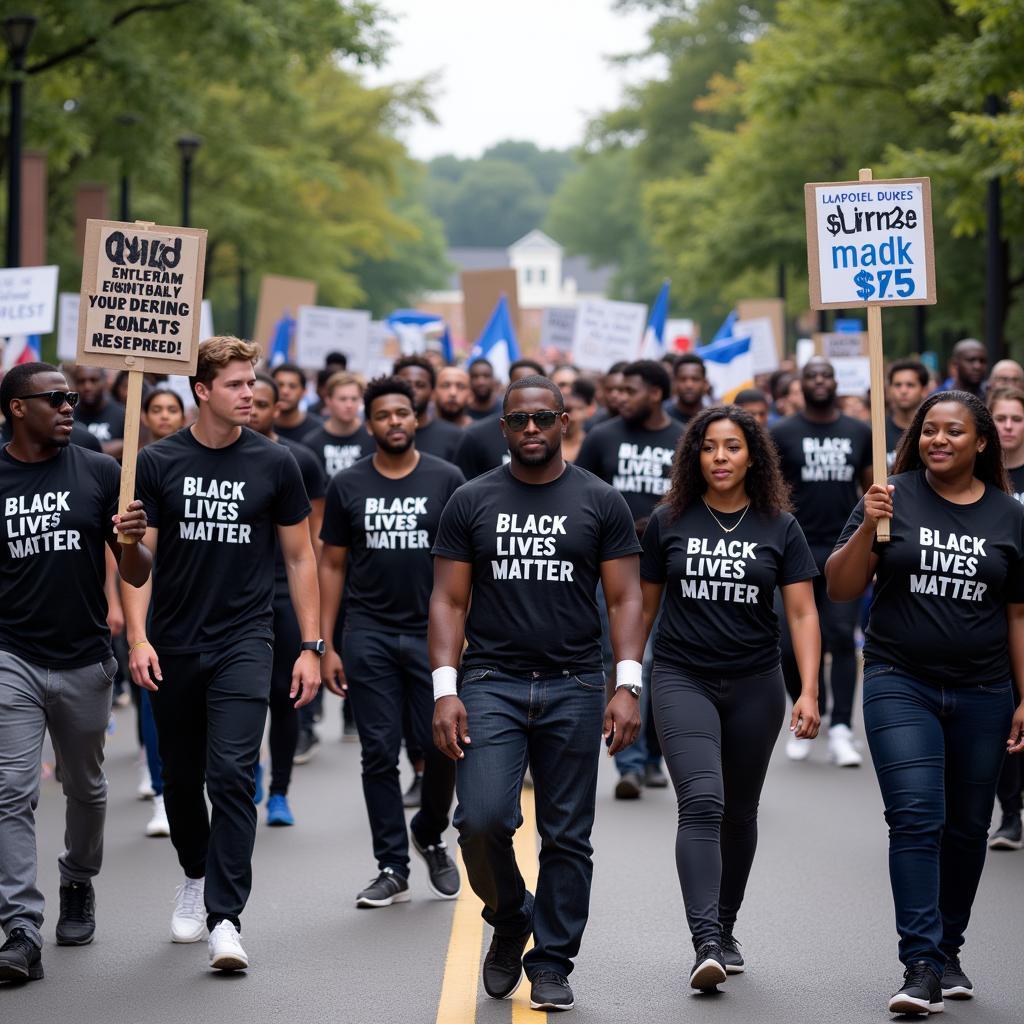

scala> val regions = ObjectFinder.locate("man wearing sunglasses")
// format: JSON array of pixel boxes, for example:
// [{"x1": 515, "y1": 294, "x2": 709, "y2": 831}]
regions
[
  {"x1": 430, "y1": 375, "x2": 644, "y2": 1012},
  {"x1": 0, "y1": 362, "x2": 151, "y2": 985}
]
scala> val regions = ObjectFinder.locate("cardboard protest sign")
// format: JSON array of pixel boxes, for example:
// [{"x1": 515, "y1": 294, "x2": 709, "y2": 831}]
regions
[
  {"x1": 814, "y1": 331, "x2": 868, "y2": 359},
  {"x1": 570, "y1": 298, "x2": 647, "y2": 372},
  {"x1": 462, "y1": 269, "x2": 519, "y2": 346},
  {"x1": 254, "y1": 275, "x2": 316, "y2": 358},
  {"x1": 540, "y1": 306, "x2": 577, "y2": 351},
  {"x1": 76, "y1": 220, "x2": 207, "y2": 375},
  {"x1": 295, "y1": 305, "x2": 372, "y2": 371},
  {"x1": 0, "y1": 265, "x2": 58, "y2": 336}
]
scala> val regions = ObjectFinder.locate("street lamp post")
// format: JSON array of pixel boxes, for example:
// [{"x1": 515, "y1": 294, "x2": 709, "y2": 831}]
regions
[
  {"x1": 176, "y1": 134, "x2": 201, "y2": 227},
  {"x1": 4, "y1": 14, "x2": 38, "y2": 267}
]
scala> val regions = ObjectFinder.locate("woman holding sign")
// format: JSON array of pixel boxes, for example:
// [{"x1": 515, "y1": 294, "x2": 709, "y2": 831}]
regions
[
  {"x1": 639, "y1": 406, "x2": 821, "y2": 991},
  {"x1": 827, "y1": 391, "x2": 1024, "y2": 1015}
]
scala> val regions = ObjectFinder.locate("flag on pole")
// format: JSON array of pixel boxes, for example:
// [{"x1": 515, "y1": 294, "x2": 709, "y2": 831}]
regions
[
  {"x1": 697, "y1": 312, "x2": 754, "y2": 403},
  {"x1": 639, "y1": 280, "x2": 670, "y2": 358},
  {"x1": 468, "y1": 296, "x2": 520, "y2": 382},
  {"x1": 268, "y1": 312, "x2": 295, "y2": 367},
  {"x1": 386, "y1": 310, "x2": 453, "y2": 365},
  {"x1": 2, "y1": 334, "x2": 42, "y2": 369}
]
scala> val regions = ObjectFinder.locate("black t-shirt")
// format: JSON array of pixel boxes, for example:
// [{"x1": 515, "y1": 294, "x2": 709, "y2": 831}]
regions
[
  {"x1": 273, "y1": 437, "x2": 326, "y2": 593},
  {"x1": 885, "y1": 416, "x2": 906, "y2": 472},
  {"x1": 771, "y1": 412, "x2": 872, "y2": 556},
  {"x1": 575, "y1": 417, "x2": 684, "y2": 522},
  {"x1": 300, "y1": 424, "x2": 374, "y2": 477},
  {"x1": 455, "y1": 416, "x2": 510, "y2": 480},
  {"x1": 641, "y1": 502, "x2": 817, "y2": 675},
  {"x1": 275, "y1": 411, "x2": 324, "y2": 443},
  {"x1": 432, "y1": 463, "x2": 642, "y2": 676},
  {"x1": 465, "y1": 400, "x2": 500, "y2": 422},
  {"x1": 1009, "y1": 465, "x2": 1024, "y2": 505},
  {"x1": 75, "y1": 400, "x2": 125, "y2": 443},
  {"x1": 137, "y1": 427, "x2": 311, "y2": 653},
  {"x1": 1, "y1": 420, "x2": 101, "y2": 452},
  {"x1": 665, "y1": 402, "x2": 694, "y2": 426},
  {"x1": 415, "y1": 417, "x2": 463, "y2": 462},
  {"x1": 321, "y1": 453, "x2": 464, "y2": 634},
  {"x1": 0, "y1": 444, "x2": 120, "y2": 667},
  {"x1": 836, "y1": 469, "x2": 1024, "y2": 687}
]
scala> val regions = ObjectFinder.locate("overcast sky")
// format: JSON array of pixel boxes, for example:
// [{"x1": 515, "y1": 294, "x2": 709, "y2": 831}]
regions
[{"x1": 364, "y1": 0, "x2": 661, "y2": 159}]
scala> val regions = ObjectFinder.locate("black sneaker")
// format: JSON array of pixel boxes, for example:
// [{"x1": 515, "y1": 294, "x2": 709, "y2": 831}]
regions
[
  {"x1": 720, "y1": 930, "x2": 744, "y2": 974},
  {"x1": 55, "y1": 880, "x2": 95, "y2": 946},
  {"x1": 888, "y1": 960, "x2": 944, "y2": 1015},
  {"x1": 689, "y1": 941, "x2": 727, "y2": 990},
  {"x1": 482, "y1": 930, "x2": 530, "y2": 999},
  {"x1": 940, "y1": 954, "x2": 973, "y2": 1000},
  {"x1": 614, "y1": 772, "x2": 643, "y2": 800},
  {"x1": 355, "y1": 868, "x2": 410, "y2": 908},
  {"x1": 0, "y1": 929, "x2": 43, "y2": 983},
  {"x1": 530, "y1": 971, "x2": 575, "y2": 1011},
  {"x1": 293, "y1": 732, "x2": 319, "y2": 765},
  {"x1": 403, "y1": 773, "x2": 423, "y2": 809},
  {"x1": 644, "y1": 763, "x2": 669, "y2": 788},
  {"x1": 411, "y1": 834, "x2": 461, "y2": 899},
  {"x1": 989, "y1": 811, "x2": 1023, "y2": 850}
]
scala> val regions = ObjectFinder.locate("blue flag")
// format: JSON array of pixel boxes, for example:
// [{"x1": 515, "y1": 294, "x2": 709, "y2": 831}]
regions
[
  {"x1": 386, "y1": 309, "x2": 453, "y2": 364},
  {"x1": 268, "y1": 312, "x2": 295, "y2": 367},
  {"x1": 468, "y1": 296, "x2": 520, "y2": 381},
  {"x1": 640, "y1": 280, "x2": 670, "y2": 357}
]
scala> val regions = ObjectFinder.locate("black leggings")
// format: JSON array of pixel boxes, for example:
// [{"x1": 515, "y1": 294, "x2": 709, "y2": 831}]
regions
[
  {"x1": 652, "y1": 662, "x2": 786, "y2": 948},
  {"x1": 269, "y1": 595, "x2": 301, "y2": 797}
]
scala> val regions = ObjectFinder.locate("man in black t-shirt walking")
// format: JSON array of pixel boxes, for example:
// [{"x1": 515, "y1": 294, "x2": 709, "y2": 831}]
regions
[
  {"x1": 771, "y1": 357, "x2": 872, "y2": 767},
  {"x1": 431, "y1": 376, "x2": 644, "y2": 1012},
  {"x1": 271, "y1": 363, "x2": 324, "y2": 442},
  {"x1": 0, "y1": 362, "x2": 150, "y2": 984},
  {"x1": 70, "y1": 365, "x2": 126, "y2": 461},
  {"x1": 122, "y1": 337, "x2": 321, "y2": 973},
  {"x1": 394, "y1": 356, "x2": 463, "y2": 462},
  {"x1": 320, "y1": 376, "x2": 464, "y2": 908},
  {"x1": 299, "y1": 372, "x2": 374, "y2": 477}
]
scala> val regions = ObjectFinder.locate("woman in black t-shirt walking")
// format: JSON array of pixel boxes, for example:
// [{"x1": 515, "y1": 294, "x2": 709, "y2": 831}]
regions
[
  {"x1": 640, "y1": 406, "x2": 821, "y2": 991},
  {"x1": 827, "y1": 391, "x2": 1024, "y2": 1015}
]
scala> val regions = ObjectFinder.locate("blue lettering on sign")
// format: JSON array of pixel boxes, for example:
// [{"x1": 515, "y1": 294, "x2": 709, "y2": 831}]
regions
[
  {"x1": 831, "y1": 235, "x2": 913, "y2": 269},
  {"x1": 852, "y1": 268, "x2": 915, "y2": 301}
]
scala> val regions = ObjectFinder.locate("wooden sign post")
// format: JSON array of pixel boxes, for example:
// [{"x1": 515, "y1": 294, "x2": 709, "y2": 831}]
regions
[
  {"x1": 804, "y1": 172, "x2": 936, "y2": 541},
  {"x1": 76, "y1": 219, "x2": 207, "y2": 542}
]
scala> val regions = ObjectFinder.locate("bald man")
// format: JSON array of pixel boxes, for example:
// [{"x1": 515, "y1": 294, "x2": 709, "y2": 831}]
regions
[
  {"x1": 989, "y1": 359, "x2": 1024, "y2": 393},
  {"x1": 434, "y1": 367, "x2": 472, "y2": 428},
  {"x1": 949, "y1": 338, "x2": 988, "y2": 396}
]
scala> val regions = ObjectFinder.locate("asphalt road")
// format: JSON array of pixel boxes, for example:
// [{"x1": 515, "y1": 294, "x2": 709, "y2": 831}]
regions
[{"x1": 5, "y1": 689, "x2": 1023, "y2": 1024}]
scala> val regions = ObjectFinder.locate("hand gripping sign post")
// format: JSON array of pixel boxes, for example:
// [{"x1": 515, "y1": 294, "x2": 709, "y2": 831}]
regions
[
  {"x1": 77, "y1": 219, "x2": 208, "y2": 543},
  {"x1": 805, "y1": 170, "x2": 936, "y2": 541}
]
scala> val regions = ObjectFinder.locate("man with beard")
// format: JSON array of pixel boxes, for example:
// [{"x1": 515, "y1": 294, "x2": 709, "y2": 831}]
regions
[
  {"x1": 430, "y1": 375, "x2": 643, "y2": 1011},
  {"x1": 576, "y1": 360, "x2": 681, "y2": 798},
  {"x1": 585, "y1": 361, "x2": 628, "y2": 432},
  {"x1": 394, "y1": 356, "x2": 462, "y2": 462},
  {"x1": 70, "y1": 366, "x2": 125, "y2": 460},
  {"x1": 319, "y1": 376, "x2": 464, "y2": 906},
  {"x1": 771, "y1": 357, "x2": 872, "y2": 768},
  {"x1": 667, "y1": 353, "x2": 707, "y2": 425},
  {"x1": 434, "y1": 367, "x2": 473, "y2": 428},
  {"x1": 466, "y1": 358, "x2": 500, "y2": 420},
  {"x1": 945, "y1": 338, "x2": 988, "y2": 397},
  {"x1": 271, "y1": 363, "x2": 324, "y2": 443}
]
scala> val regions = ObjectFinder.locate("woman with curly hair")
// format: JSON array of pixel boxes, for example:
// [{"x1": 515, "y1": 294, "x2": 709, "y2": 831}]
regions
[
  {"x1": 827, "y1": 391, "x2": 1024, "y2": 1015},
  {"x1": 639, "y1": 406, "x2": 821, "y2": 991}
]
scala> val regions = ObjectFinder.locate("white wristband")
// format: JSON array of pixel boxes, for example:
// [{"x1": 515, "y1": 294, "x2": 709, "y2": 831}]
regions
[
  {"x1": 432, "y1": 666, "x2": 459, "y2": 701},
  {"x1": 615, "y1": 659, "x2": 643, "y2": 692}
]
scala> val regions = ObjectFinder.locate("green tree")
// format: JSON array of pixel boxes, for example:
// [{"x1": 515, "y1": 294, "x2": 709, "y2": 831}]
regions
[{"x1": 444, "y1": 159, "x2": 546, "y2": 247}]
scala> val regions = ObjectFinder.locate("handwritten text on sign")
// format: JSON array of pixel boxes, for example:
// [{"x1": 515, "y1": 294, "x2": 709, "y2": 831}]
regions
[
  {"x1": 808, "y1": 179, "x2": 933, "y2": 307},
  {"x1": 81, "y1": 227, "x2": 201, "y2": 362}
]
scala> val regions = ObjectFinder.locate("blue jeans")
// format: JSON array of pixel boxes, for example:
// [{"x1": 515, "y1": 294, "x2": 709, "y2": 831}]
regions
[
  {"x1": 454, "y1": 668, "x2": 605, "y2": 978},
  {"x1": 862, "y1": 663, "x2": 1015, "y2": 974}
]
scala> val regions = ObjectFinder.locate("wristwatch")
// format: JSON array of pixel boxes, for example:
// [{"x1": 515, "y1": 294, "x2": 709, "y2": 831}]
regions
[
  {"x1": 300, "y1": 640, "x2": 326, "y2": 657},
  {"x1": 618, "y1": 683, "x2": 642, "y2": 699}
]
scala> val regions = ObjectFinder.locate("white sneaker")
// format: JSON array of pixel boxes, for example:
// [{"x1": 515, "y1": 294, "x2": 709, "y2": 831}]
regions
[
  {"x1": 208, "y1": 920, "x2": 248, "y2": 971},
  {"x1": 828, "y1": 724, "x2": 863, "y2": 767},
  {"x1": 146, "y1": 794, "x2": 170, "y2": 838},
  {"x1": 786, "y1": 734, "x2": 813, "y2": 761},
  {"x1": 138, "y1": 761, "x2": 155, "y2": 800},
  {"x1": 171, "y1": 877, "x2": 206, "y2": 943}
]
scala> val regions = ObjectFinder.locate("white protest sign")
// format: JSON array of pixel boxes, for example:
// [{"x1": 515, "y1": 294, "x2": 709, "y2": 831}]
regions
[
  {"x1": 0, "y1": 265, "x2": 58, "y2": 336},
  {"x1": 295, "y1": 305, "x2": 372, "y2": 371},
  {"x1": 819, "y1": 331, "x2": 867, "y2": 359},
  {"x1": 200, "y1": 299, "x2": 214, "y2": 342},
  {"x1": 540, "y1": 307, "x2": 577, "y2": 351},
  {"x1": 58, "y1": 293, "x2": 80, "y2": 361},
  {"x1": 833, "y1": 356, "x2": 871, "y2": 396},
  {"x1": 365, "y1": 321, "x2": 397, "y2": 379},
  {"x1": 734, "y1": 317, "x2": 778, "y2": 374},
  {"x1": 570, "y1": 298, "x2": 647, "y2": 372},
  {"x1": 805, "y1": 177, "x2": 935, "y2": 309},
  {"x1": 795, "y1": 338, "x2": 815, "y2": 369},
  {"x1": 164, "y1": 374, "x2": 196, "y2": 412}
]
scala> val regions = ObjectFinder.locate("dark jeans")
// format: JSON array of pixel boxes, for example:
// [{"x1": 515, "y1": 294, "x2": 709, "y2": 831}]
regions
[
  {"x1": 139, "y1": 689, "x2": 163, "y2": 798},
  {"x1": 454, "y1": 668, "x2": 605, "y2": 979},
  {"x1": 150, "y1": 638, "x2": 272, "y2": 931},
  {"x1": 779, "y1": 569, "x2": 858, "y2": 727},
  {"x1": 341, "y1": 629, "x2": 454, "y2": 875},
  {"x1": 996, "y1": 749, "x2": 1022, "y2": 816},
  {"x1": 652, "y1": 662, "x2": 785, "y2": 948},
  {"x1": 269, "y1": 594, "x2": 301, "y2": 797},
  {"x1": 862, "y1": 663, "x2": 1014, "y2": 974}
]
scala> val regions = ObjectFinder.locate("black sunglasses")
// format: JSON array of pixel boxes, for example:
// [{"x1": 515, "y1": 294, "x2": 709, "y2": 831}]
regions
[
  {"x1": 20, "y1": 390, "x2": 80, "y2": 409},
  {"x1": 503, "y1": 410, "x2": 560, "y2": 432}
]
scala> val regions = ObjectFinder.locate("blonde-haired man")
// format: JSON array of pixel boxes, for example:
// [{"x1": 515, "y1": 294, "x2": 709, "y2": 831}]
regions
[
  {"x1": 122, "y1": 337, "x2": 322, "y2": 971},
  {"x1": 300, "y1": 371, "x2": 374, "y2": 477}
]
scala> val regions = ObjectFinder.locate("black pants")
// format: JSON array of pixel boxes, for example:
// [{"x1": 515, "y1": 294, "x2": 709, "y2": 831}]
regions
[
  {"x1": 779, "y1": 567, "x2": 859, "y2": 728},
  {"x1": 652, "y1": 662, "x2": 786, "y2": 948},
  {"x1": 996, "y1": 751, "x2": 1023, "y2": 816},
  {"x1": 269, "y1": 594, "x2": 301, "y2": 797},
  {"x1": 151, "y1": 638, "x2": 271, "y2": 931},
  {"x1": 341, "y1": 629, "x2": 454, "y2": 875}
]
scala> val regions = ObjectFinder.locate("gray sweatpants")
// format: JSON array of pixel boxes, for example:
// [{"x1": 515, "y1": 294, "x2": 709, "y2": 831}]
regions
[{"x1": 0, "y1": 649, "x2": 116, "y2": 948}]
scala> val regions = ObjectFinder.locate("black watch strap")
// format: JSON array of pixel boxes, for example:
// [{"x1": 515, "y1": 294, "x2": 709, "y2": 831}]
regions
[{"x1": 301, "y1": 640, "x2": 326, "y2": 656}]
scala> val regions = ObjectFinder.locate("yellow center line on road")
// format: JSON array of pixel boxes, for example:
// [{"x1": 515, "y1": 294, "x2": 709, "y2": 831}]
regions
[{"x1": 435, "y1": 781, "x2": 545, "y2": 1024}]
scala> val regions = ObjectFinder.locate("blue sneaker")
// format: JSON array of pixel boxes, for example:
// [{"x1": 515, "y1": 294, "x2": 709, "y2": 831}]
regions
[
  {"x1": 253, "y1": 763, "x2": 264, "y2": 805},
  {"x1": 267, "y1": 794, "x2": 294, "y2": 827}
]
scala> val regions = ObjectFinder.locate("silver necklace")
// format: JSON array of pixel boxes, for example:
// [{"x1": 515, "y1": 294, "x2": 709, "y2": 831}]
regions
[{"x1": 703, "y1": 498, "x2": 751, "y2": 533}]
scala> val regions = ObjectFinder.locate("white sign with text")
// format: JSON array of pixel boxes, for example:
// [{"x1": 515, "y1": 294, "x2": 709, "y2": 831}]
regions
[{"x1": 570, "y1": 299, "x2": 647, "y2": 372}]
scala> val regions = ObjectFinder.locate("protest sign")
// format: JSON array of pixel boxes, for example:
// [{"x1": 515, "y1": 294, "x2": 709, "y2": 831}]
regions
[
  {"x1": 200, "y1": 299, "x2": 214, "y2": 342},
  {"x1": 735, "y1": 317, "x2": 778, "y2": 374},
  {"x1": 295, "y1": 305, "x2": 372, "y2": 371},
  {"x1": 366, "y1": 321, "x2": 398, "y2": 379},
  {"x1": 57, "y1": 292, "x2": 80, "y2": 361},
  {"x1": 737, "y1": 298, "x2": 785, "y2": 360},
  {"x1": 570, "y1": 298, "x2": 648, "y2": 372},
  {"x1": 540, "y1": 306, "x2": 577, "y2": 351},
  {"x1": 0, "y1": 265, "x2": 58, "y2": 336},
  {"x1": 814, "y1": 331, "x2": 868, "y2": 359},
  {"x1": 254, "y1": 275, "x2": 316, "y2": 358},
  {"x1": 462, "y1": 269, "x2": 519, "y2": 347},
  {"x1": 833, "y1": 356, "x2": 871, "y2": 397}
]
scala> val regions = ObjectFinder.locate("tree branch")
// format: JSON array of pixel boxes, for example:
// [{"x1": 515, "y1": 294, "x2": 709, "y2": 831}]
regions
[{"x1": 27, "y1": 2, "x2": 192, "y2": 75}]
